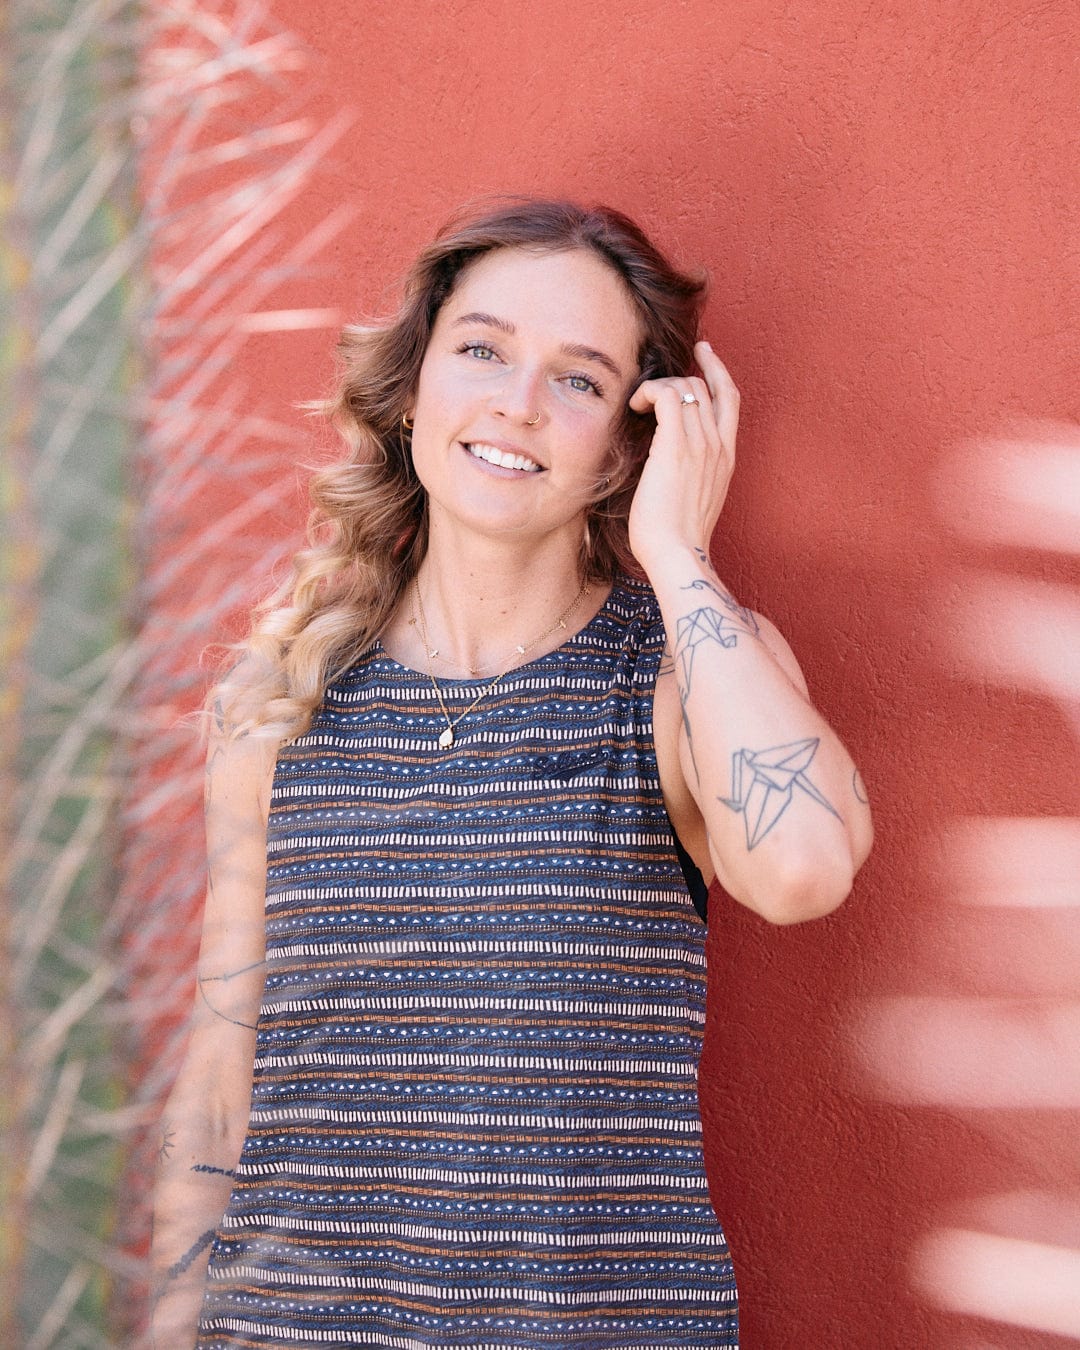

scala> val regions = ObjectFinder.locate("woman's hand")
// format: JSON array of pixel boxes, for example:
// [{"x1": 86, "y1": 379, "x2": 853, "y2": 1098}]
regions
[{"x1": 626, "y1": 340, "x2": 740, "y2": 572}]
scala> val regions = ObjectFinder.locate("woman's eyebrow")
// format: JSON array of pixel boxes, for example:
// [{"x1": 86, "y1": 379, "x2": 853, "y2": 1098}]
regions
[
  {"x1": 451, "y1": 313, "x2": 624, "y2": 380},
  {"x1": 452, "y1": 311, "x2": 515, "y2": 335},
  {"x1": 560, "y1": 342, "x2": 624, "y2": 381}
]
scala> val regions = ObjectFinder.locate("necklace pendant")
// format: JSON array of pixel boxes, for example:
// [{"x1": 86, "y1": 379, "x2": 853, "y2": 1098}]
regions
[{"x1": 438, "y1": 726, "x2": 455, "y2": 749}]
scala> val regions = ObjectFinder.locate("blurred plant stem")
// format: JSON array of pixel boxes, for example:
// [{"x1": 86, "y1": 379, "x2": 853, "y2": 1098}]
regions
[
  {"x1": 1, "y1": 1, "x2": 139, "y2": 1343},
  {"x1": 2, "y1": 2, "x2": 344, "y2": 1341},
  {"x1": 1, "y1": 1, "x2": 39, "y2": 1339}
]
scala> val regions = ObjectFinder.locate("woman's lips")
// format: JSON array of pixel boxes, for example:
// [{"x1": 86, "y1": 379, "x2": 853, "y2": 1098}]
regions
[{"x1": 463, "y1": 441, "x2": 543, "y2": 473}]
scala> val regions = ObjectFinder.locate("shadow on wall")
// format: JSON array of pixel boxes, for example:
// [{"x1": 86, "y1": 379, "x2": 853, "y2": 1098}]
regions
[{"x1": 854, "y1": 422, "x2": 1080, "y2": 1343}]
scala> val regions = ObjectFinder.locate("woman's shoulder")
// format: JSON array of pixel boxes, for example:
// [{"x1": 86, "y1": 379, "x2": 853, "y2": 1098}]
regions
[
  {"x1": 598, "y1": 573, "x2": 666, "y2": 683},
  {"x1": 607, "y1": 572, "x2": 664, "y2": 637}
]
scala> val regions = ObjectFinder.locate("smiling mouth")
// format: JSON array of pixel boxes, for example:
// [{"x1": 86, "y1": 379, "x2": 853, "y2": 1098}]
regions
[{"x1": 464, "y1": 442, "x2": 543, "y2": 473}]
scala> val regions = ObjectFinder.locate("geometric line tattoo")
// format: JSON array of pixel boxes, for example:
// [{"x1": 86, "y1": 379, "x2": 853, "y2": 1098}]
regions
[
  {"x1": 673, "y1": 604, "x2": 748, "y2": 784},
  {"x1": 197, "y1": 959, "x2": 264, "y2": 1031},
  {"x1": 719, "y1": 737, "x2": 841, "y2": 850},
  {"x1": 165, "y1": 1228, "x2": 217, "y2": 1282},
  {"x1": 686, "y1": 549, "x2": 761, "y2": 635},
  {"x1": 676, "y1": 606, "x2": 741, "y2": 695}
]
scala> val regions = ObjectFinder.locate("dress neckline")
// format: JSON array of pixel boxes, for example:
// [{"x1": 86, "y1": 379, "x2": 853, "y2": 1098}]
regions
[{"x1": 372, "y1": 576, "x2": 626, "y2": 687}]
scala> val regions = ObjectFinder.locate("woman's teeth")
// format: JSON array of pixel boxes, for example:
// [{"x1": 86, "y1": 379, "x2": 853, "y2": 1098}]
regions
[{"x1": 466, "y1": 443, "x2": 541, "y2": 472}]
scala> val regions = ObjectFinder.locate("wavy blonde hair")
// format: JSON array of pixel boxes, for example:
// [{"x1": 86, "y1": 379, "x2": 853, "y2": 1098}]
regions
[{"x1": 214, "y1": 198, "x2": 707, "y2": 741}]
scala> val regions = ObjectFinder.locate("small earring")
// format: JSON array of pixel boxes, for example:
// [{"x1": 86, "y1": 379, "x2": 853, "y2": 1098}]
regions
[
  {"x1": 525, "y1": 411, "x2": 541, "y2": 426},
  {"x1": 401, "y1": 412, "x2": 414, "y2": 431}
]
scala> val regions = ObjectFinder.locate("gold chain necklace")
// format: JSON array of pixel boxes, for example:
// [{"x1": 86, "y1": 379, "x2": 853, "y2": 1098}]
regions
[{"x1": 411, "y1": 576, "x2": 590, "y2": 749}]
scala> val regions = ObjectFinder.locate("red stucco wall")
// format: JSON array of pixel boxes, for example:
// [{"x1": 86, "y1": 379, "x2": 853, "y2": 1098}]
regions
[{"x1": 171, "y1": 3, "x2": 1079, "y2": 1344}]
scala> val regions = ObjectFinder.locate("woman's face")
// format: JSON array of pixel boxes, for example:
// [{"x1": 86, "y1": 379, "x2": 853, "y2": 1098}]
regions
[{"x1": 409, "y1": 246, "x2": 643, "y2": 551}]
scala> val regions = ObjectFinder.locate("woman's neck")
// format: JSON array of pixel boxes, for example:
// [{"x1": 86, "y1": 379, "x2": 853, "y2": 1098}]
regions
[{"x1": 393, "y1": 527, "x2": 606, "y2": 678}]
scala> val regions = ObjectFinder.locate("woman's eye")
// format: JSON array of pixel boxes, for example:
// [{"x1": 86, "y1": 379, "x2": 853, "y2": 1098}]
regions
[
  {"x1": 567, "y1": 373, "x2": 602, "y2": 396},
  {"x1": 461, "y1": 342, "x2": 497, "y2": 361}
]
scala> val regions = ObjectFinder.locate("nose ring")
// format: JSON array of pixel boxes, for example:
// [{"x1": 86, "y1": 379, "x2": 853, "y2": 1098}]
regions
[{"x1": 525, "y1": 411, "x2": 541, "y2": 426}]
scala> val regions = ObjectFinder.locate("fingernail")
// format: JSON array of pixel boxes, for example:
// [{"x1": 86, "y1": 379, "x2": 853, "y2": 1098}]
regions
[{"x1": 702, "y1": 340, "x2": 713, "y2": 351}]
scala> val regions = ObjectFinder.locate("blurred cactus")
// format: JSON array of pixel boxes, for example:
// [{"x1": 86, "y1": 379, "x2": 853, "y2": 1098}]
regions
[
  {"x1": 2, "y1": 2, "x2": 141, "y2": 1341},
  {"x1": 0, "y1": 1, "x2": 345, "y2": 1342}
]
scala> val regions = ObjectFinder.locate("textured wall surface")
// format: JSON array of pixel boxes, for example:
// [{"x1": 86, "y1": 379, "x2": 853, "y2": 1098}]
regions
[{"x1": 186, "y1": 2, "x2": 1080, "y2": 1344}]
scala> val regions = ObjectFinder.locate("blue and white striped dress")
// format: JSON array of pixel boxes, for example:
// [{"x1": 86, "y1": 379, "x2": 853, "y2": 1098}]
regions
[{"x1": 198, "y1": 575, "x2": 738, "y2": 1348}]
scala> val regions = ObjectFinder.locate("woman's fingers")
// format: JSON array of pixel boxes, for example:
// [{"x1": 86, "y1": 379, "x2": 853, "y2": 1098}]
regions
[
  {"x1": 629, "y1": 348, "x2": 738, "y2": 453},
  {"x1": 629, "y1": 375, "x2": 714, "y2": 439},
  {"x1": 626, "y1": 352, "x2": 740, "y2": 558},
  {"x1": 694, "y1": 341, "x2": 740, "y2": 452},
  {"x1": 627, "y1": 380, "x2": 663, "y2": 414}
]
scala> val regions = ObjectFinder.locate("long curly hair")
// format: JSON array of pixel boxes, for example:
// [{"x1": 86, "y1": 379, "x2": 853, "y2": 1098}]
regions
[{"x1": 215, "y1": 198, "x2": 707, "y2": 740}]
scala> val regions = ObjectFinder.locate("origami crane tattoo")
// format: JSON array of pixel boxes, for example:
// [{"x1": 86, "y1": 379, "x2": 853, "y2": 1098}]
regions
[
  {"x1": 676, "y1": 607, "x2": 743, "y2": 693},
  {"x1": 720, "y1": 738, "x2": 840, "y2": 850}
]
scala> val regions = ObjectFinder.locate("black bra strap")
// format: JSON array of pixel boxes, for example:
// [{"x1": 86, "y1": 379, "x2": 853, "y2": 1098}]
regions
[{"x1": 672, "y1": 829, "x2": 709, "y2": 924}]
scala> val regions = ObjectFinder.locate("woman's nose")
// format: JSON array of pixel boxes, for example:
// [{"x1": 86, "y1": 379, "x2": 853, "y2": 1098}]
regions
[{"x1": 491, "y1": 364, "x2": 544, "y2": 423}]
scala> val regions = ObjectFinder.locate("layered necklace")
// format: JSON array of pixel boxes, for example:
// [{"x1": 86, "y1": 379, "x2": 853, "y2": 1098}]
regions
[{"x1": 411, "y1": 576, "x2": 590, "y2": 749}]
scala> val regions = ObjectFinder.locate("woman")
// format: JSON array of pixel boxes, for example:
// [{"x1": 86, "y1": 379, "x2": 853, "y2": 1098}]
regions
[{"x1": 151, "y1": 199, "x2": 872, "y2": 1348}]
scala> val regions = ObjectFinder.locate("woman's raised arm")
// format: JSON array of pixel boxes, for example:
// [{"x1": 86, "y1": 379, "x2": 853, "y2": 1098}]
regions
[{"x1": 631, "y1": 343, "x2": 873, "y2": 924}]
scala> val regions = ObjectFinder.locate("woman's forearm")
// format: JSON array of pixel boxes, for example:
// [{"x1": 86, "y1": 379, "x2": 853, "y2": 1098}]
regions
[
  {"x1": 651, "y1": 544, "x2": 873, "y2": 923},
  {"x1": 150, "y1": 726, "x2": 272, "y2": 1341},
  {"x1": 149, "y1": 1032, "x2": 253, "y2": 1348},
  {"x1": 151, "y1": 1155, "x2": 230, "y2": 1349}
]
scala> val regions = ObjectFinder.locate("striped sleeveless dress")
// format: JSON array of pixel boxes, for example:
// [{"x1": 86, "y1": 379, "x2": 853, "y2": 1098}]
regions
[{"x1": 198, "y1": 576, "x2": 738, "y2": 1349}]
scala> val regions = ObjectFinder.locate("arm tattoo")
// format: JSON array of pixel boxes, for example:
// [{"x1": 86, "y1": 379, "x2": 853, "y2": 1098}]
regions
[
  {"x1": 197, "y1": 961, "x2": 264, "y2": 1031},
  {"x1": 853, "y1": 769, "x2": 870, "y2": 804},
  {"x1": 720, "y1": 737, "x2": 841, "y2": 849},
  {"x1": 683, "y1": 578, "x2": 761, "y2": 635},
  {"x1": 671, "y1": 606, "x2": 747, "y2": 784},
  {"x1": 191, "y1": 1163, "x2": 235, "y2": 1177},
  {"x1": 157, "y1": 1125, "x2": 175, "y2": 1163},
  {"x1": 200, "y1": 959, "x2": 265, "y2": 981},
  {"x1": 164, "y1": 1228, "x2": 217, "y2": 1282},
  {"x1": 687, "y1": 548, "x2": 761, "y2": 635},
  {"x1": 676, "y1": 607, "x2": 743, "y2": 692}
]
